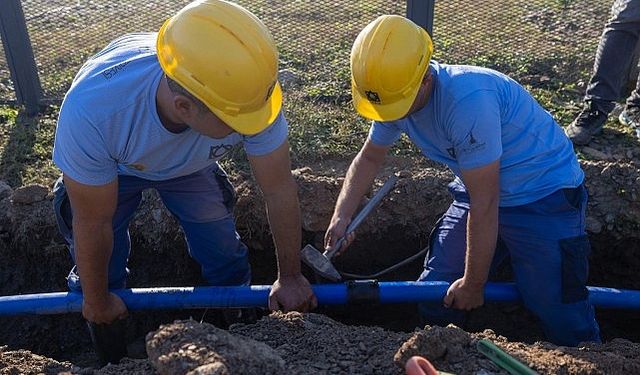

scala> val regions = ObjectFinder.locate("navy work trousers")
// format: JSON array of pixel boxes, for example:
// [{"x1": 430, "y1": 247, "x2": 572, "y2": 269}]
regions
[{"x1": 53, "y1": 163, "x2": 251, "y2": 291}]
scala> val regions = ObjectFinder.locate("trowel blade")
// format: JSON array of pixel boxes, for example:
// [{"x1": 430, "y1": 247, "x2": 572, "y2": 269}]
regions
[{"x1": 301, "y1": 244, "x2": 342, "y2": 281}]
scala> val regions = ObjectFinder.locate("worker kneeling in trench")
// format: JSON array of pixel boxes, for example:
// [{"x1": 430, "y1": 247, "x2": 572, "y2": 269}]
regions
[
  {"x1": 51, "y1": 0, "x2": 316, "y2": 365},
  {"x1": 324, "y1": 15, "x2": 601, "y2": 347}
]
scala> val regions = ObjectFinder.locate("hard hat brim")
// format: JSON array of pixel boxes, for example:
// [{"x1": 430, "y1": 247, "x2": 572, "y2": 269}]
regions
[
  {"x1": 211, "y1": 81, "x2": 283, "y2": 136},
  {"x1": 351, "y1": 80, "x2": 420, "y2": 122}
]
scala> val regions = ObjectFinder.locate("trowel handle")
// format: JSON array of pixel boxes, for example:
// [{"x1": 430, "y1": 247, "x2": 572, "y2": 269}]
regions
[{"x1": 324, "y1": 175, "x2": 398, "y2": 259}]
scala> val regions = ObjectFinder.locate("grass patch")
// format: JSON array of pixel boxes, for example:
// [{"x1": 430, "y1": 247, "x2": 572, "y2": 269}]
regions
[
  {"x1": 0, "y1": 106, "x2": 60, "y2": 187},
  {"x1": 0, "y1": 0, "x2": 623, "y2": 187}
]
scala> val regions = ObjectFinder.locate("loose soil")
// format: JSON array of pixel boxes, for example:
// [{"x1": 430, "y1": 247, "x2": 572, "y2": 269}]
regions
[{"x1": 0, "y1": 154, "x2": 639, "y2": 374}]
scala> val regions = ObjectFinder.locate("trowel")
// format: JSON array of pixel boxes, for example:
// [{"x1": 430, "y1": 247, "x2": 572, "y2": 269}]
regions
[{"x1": 301, "y1": 175, "x2": 398, "y2": 281}]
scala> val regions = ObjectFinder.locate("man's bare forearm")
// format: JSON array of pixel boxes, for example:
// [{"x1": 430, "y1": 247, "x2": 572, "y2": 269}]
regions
[
  {"x1": 333, "y1": 144, "x2": 386, "y2": 220},
  {"x1": 464, "y1": 205, "x2": 498, "y2": 286},
  {"x1": 73, "y1": 221, "x2": 113, "y2": 304},
  {"x1": 263, "y1": 176, "x2": 302, "y2": 277}
]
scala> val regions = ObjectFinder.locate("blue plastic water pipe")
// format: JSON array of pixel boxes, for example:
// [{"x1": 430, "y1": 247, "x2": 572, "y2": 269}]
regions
[{"x1": 0, "y1": 281, "x2": 639, "y2": 316}]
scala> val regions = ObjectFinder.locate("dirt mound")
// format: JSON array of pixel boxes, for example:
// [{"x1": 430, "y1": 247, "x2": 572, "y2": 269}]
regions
[
  {"x1": 395, "y1": 325, "x2": 640, "y2": 375},
  {"x1": 2, "y1": 313, "x2": 640, "y2": 374},
  {"x1": 146, "y1": 319, "x2": 285, "y2": 375},
  {"x1": 230, "y1": 311, "x2": 409, "y2": 374},
  {"x1": 0, "y1": 346, "x2": 72, "y2": 374}
]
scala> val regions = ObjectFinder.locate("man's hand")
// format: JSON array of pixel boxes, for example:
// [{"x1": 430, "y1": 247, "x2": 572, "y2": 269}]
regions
[
  {"x1": 82, "y1": 292, "x2": 129, "y2": 324},
  {"x1": 324, "y1": 216, "x2": 356, "y2": 256},
  {"x1": 268, "y1": 274, "x2": 317, "y2": 312},
  {"x1": 443, "y1": 277, "x2": 485, "y2": 310}
]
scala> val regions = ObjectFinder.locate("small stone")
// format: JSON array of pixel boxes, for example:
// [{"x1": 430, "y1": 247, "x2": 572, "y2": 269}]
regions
[
  {"x1": 292, "y1": 167, "x2": 312, "y2": 177},
  {"x1": 581, "y1": 147, "x2": 611, "y2": 160},
  {"x1": 0, "y1": 181, "x2": 12, "y2": 200},
  {"x1": 605, "y1": 213, "x2": 615, "y2": 223},
  {"x1": 396, "y1": 170, "x2": 412, "y2": 178},
  {"x1": 152, "y1": 209, "x2": 163, "y2": 223},
  {"x1": 11, "y1": 184, "x2": 49, "y2": 204},
  {"x1": 585, "y1": 216, "x2": 602, "y2": 234}
]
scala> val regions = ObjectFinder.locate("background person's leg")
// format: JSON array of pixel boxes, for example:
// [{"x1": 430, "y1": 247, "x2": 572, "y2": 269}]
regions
[
  {"x1": 157, "y1": 164, "x2": 250, "y2": 286},
  {"x1": 567, "y1": 0, "x2": 640, "y2": 144},
  {"x1": 585, "y1": 0, "x2": 640, "y2": 113},
  {"x1": 498, "y1": 185, "x2": 600, "y2": 346}
]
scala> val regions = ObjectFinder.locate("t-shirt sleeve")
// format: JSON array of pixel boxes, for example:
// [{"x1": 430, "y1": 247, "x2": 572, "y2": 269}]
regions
[
  {"x1": 52, "y1": 107, "x2": 118, "y2": 185},
  {"x1": 447, "y1": 92, "x2": 502, "y2": 170},
  {"x1": 368, "y1": 120, "x2": 402, "y2": 146},
  {"x1": 243, "y1": 111, "x2": 289, "y2": 156}
]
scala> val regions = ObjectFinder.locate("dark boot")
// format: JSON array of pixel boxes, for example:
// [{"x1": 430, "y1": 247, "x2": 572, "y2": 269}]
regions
[{"x1": 565, "y1": 102, "x2": 609, "y2": 145}]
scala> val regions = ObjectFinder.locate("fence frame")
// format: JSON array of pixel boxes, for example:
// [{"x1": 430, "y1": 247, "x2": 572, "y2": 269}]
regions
[
  {"x1": 406, "y1": 0, "x2": 434, "y2": 35},
  {"x1": 0, "y1": 0, "x2": 43, "y2": 115}
]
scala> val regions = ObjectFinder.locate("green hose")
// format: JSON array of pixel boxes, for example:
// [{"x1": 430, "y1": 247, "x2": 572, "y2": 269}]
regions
[{"x1": 476, "y1": 339, "x2": 538, "y2": 375}]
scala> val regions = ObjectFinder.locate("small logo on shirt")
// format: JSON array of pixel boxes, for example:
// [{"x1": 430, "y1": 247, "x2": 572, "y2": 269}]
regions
[
  {"x1": 209, "y1": 144, "x2": 233, "y2": 159},
  {"x1": 459, "y1": 130, "x2": 486, "y2": 155},
  {"x1": 102, "y1": 61, "x2": 131, "y2": 80},
  {"x1": 365, "y1": 90, "x2": 381, "y2": 104}
]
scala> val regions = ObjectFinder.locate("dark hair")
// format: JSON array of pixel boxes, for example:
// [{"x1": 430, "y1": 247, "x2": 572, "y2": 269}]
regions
[{"x1": 166, "y1": 75, "x2": 209, "y2": 113}]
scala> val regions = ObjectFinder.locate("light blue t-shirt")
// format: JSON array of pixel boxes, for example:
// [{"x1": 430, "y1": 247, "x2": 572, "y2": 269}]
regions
[
  {"x1": 53, "y1": 33, "x2": 288, "y2": 186},
  {"x1": 370, "y1": 62, "x2": 584, "y2": 207}
]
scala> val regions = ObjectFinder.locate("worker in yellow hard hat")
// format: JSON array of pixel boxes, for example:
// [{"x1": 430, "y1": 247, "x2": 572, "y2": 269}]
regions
[
  {"x1": 325, "y1": 15, "x2": 600, "y2": 347},
  {"x1": 52, "y1": 0, "x2": 316, "y2": 365}
]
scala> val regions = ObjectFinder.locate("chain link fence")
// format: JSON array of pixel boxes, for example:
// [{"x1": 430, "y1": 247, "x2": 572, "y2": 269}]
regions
[
  {"x1": 433, "y1": 0, "x2": 611, "y2": 90},
  {"x1": 0, "y1": 0, "x2": 619, "y2": 114}
]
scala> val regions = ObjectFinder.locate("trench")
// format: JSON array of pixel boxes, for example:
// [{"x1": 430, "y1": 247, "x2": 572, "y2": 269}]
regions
[{"x1": 0, "y1": 225, "x2": 639, "y2": 368}]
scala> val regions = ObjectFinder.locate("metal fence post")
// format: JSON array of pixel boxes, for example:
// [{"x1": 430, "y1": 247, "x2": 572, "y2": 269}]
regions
[
  {"x1": 406, "y1": 0, "x2": 435, "y2": 35},
  {"x1": 0, "y1": 0, "x2": 43, "y2": 115}
]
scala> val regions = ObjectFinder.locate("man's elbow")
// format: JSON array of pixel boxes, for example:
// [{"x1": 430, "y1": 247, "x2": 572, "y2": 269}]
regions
[
  {"x1": 262, "y1": 174, "x2": 298, "y2": 201},
  {"x1": 470, "y1": 195, "x2": 499, "y2": 217},
  {"x1": 358, "y1": 147, "x2": 386, "y2": 167}
]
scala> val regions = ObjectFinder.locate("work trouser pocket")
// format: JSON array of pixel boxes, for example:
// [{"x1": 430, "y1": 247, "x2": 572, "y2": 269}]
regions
[
  {"x1": 213, "y1": 166, "x2": 237, "y2": 214},
  {"x1": 560, "y1": 235, "x2": 591, "y2": 303}
]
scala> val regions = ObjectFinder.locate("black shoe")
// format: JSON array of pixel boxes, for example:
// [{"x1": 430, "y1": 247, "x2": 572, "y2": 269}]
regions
[
  {"x1": 619, "y1": 105, "x2": 640, "y2": 139},
  {"x1": 565, "y1": 102, "x2": 609, "y2": 145}
]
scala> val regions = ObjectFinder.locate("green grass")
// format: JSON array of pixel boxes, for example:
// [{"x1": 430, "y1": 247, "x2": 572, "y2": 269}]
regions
[
  {"x1": 1, "y1": 0, "x2": 630, "y2": 187},
  {"x1": 0, "y1": 106, "x2": 60, "y2": 188}
]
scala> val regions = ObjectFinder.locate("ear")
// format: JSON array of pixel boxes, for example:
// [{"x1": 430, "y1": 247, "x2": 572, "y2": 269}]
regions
[
  {"x1": 173, "y1": 95, "x2": 199, "y2": 122},
  {"x1": 422, "y1": 69, "x2": 432, "y2": 88}
]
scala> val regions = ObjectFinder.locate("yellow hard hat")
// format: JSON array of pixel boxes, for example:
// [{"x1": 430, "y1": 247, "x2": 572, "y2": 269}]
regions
[
  {"x1": 157, "y1": 0, "x2": 282, "y2": 135},
  {"x1": 350, "y1": 15, "x2": 433, "y2": 122}
]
